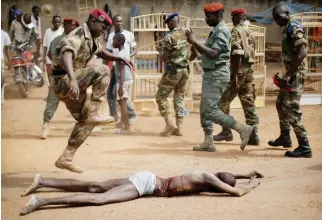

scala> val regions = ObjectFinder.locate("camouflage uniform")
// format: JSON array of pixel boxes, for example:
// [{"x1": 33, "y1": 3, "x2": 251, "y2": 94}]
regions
[
  {"x1": 155, "y1": 27, "x2": 190, "y2": 136},
  {"x1": 194, "y1": 21, "x2": 254, "y2": 152},
  {"x1": 276, "y1": 20, "x2": 310, "y2": 150},
  {"x1": 51, "y1": 23, "x2": 111, "y2": 172},
  {"x1": 219, "y1": 24, "x2": 259, "y2": 126},
  {"x1": 156, "y1": 27, "x2": 190, "y2": 118},
  {"x1": 43, "y1": 34, "x2": 65, "y2": 124}
]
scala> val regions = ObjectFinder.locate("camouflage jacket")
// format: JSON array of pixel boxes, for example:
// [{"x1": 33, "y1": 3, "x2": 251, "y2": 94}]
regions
[
  {"x1": 231, "y1": 24, "x2": 255, "y2": 66},
  {"x1": 161, "y1": 27, "x2": 189, "y2": 67},
  {"x1": 282, "y1": 19, "x2": 307, "y2": 74},
  {"x1": 53, "y1": 23, "x2": 103, "y2": 71}
]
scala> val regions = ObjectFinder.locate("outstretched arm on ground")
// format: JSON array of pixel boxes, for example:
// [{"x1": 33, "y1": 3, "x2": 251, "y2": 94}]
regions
[
  {"x1": 206, "y1": 174, "x2": 261, "y2": 197},
  {"x1": 233, "y1": 171, "x2": 264, "y2": 179}
]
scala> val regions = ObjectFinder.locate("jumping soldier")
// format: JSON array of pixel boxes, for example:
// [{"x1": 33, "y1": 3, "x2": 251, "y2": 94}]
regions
[{"x1": 51, "y1": 9, "x2": 133, "y2": 173}]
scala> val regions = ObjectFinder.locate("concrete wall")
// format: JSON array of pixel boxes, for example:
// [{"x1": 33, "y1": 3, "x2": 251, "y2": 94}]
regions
[{"x1": 0, "y1": 0, "x2": 316, "y2": 44}]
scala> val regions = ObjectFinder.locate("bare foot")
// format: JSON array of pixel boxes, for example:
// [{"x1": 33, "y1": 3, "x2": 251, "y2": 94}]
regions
[
  {"x1": 22, "y1": 174, "x2": 41, "y2": 197},
  {"x1": 20, "y1": 195, "x2": 42, "y2": 215}
]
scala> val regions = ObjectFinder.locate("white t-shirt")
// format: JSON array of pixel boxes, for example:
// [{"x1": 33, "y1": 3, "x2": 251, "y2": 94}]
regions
[
  {"x1": 106, "y1": 29, "x2": 136, "y2": 56},
  {"x1": 43, "y1": 27, "x2": 64, "y2": 64},
  {"x1": 115, "y1": 49, "x2": 132, "y2": 83},
  {"x1": 1, "y1": 30, "x2": 11, "y2": 60}
]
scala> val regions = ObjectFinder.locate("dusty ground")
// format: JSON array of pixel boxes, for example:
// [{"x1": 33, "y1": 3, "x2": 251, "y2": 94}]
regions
[{"x1": 1, "y1": 68, "x2": 322, "y2": 220}]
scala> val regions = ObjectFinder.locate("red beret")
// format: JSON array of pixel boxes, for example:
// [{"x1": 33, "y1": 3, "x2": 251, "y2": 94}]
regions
[
  {"x1": 231, "y1": 8, "x2": 246, "y2": 16},
  {"x1": 204, "y1": 3, "x2": 224, "y2": 13},
  {"x1": 64, "y1": 18, "x2": 80, "y2": 27},
  {"x1": 89, "y1": 8, "x2": 112, "y2": 25}
]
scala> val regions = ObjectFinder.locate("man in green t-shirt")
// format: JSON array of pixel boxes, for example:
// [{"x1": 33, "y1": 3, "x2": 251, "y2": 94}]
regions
[{"x1": 41, "y1": 18, "x2": 79, "y2": 139}]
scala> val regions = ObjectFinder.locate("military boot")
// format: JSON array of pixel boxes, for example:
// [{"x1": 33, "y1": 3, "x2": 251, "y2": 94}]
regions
[
  {"x1": 268, "y1": 129, "x2": 292, "y2": 148},
  {"x1": 171, "y1": 117, "x2": 183, "y2": 136},
  {"x1": 248, "y1": 127, "x2": 260, "y2": 146},
  {"x1": 160, "y1": 115, "x2": 176, "y2": 136},
  {"x1": 193, "y1": 135, "x2": 216, "y2": 152},
  {"x1": 86, "y1": 100, "x2": 115, "y2": 125},
  {"x1": 213, "y1": 128, "x2": 233, "y2": 141},
  {"x1": 55, "y1": 146, "x2": 83, "y2": 173},
  {"x1": 232, "y1": 122, "x2": 254, "y2": 151},
  {"x1": 285, "y1": 137, "x2": 312, "y2": 158}
]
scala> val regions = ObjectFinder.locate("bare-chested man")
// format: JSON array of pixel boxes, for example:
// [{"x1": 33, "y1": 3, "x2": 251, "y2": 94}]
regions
[{"x1": 20, "y1": 170, "x2": 263, "y2": 215}]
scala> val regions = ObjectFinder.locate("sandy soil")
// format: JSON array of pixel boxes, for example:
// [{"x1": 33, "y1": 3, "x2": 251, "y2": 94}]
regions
[{"x1": 1, "y1": 71, "x2": 322, "y2": 220}]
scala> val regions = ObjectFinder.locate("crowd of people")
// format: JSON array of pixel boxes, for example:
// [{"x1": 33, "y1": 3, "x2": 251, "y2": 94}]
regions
[{"x1": 0, "y1": 2, "x2": 314, "y2": 215}]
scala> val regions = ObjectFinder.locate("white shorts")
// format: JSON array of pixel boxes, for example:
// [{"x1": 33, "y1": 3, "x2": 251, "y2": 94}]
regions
[
  {"x1": 129, "y1": 171, "x2": 156, "y2": 196},
  {"x1": 116, "y1": 80, "x2": 132, "y2": 100}
]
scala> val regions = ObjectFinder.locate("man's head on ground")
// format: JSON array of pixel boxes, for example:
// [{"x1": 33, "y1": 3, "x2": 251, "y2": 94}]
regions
[
  {"x1": 204, "y1": 3, "x2": 224, "y2": 27},
  {"x1": 272, "y1": 4, "x2": 290, "y2": 27},
  {"x1": 165, "y1": 13, "x2": 179, "y2": 31},
  {"x1": 113, "y1": 15, "x2": 123, "y2": 32},
  {"x1": 112, "y1": 33, "x2": 126, "y2": 49},
  {"x1": 32, "y1": 6, "x2": 40, "y2": 18},
  {"x1": 87, "y1": 8, "x2": 112, "y2": 38},
  {"x1": 231, "y1": 8, "x2": 247, "y2": 26},
  {"x1": 52, "y1": 15, "x2": 62, "y2": 30},
  {"x1": 63, "y1": 18, "x2": 79, "y2": 35},
  {"x1": 15, "y1": 9, "x2": 23, "y2": 21},
  {"x1": 215, "y1": 172, "x2": 236, "y2": 187}
]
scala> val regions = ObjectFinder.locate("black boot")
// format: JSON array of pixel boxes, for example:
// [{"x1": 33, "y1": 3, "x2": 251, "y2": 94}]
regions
[
  {"x1": 285, "y1": 137, "x2": 312, "y2": 158},
  {"x1": 268, "y1": 129, "x2": 292, "y2": 148},
  {"x1": 213, "y1": 128, "x2": 233, "y2": 141},
  {"x1": 248, "y1": 127, "x2": 260, "y2": 146}
]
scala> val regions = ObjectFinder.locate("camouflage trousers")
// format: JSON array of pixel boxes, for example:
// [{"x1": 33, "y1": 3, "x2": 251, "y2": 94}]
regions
[
  {"x1": 220, "y1": 67, "x2": 259, "y2": 126},
  {"x1": 156, "y1": 67, "x2": 189, "y2": 118},
  {"x1": 276, "y1": 74, "x2": 308, "y2": 140},
  {"x1": 200, "y1": 67, "x2": 236, "y2": 135},
  {"x1": 52, "y1": 65, "x2": 110, "y2": 150}
]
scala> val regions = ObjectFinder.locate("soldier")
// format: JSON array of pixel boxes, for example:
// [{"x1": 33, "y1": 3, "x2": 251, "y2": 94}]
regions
[
  {"x1": 185, "y1": 3, "x2": 254, "y2": 152},
  {"x1": 213, "y1": 8, "x2": 260, "y2": 145},
  {"x1": 268, "y1": 4, "x2": 312, "y2": 158},
  {"x1": 41, "y1": 18, "x2": 80, "y2": 139},
  {"x1": 52, "y1": 9, "x2": 133, "y2": 173},
  {"x1": 156, "y1": 13, "x2": 197, "y2": 136}
]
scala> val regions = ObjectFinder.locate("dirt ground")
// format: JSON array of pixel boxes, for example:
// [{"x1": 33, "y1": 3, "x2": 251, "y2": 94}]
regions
[{"x1": 1, "y1": 69, "x2": 322, "y2": 220}]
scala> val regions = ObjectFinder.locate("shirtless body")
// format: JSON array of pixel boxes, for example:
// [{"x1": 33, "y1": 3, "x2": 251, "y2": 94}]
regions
[{"x1": 20, "y1": 170, "x2": 263, "y2": 215}]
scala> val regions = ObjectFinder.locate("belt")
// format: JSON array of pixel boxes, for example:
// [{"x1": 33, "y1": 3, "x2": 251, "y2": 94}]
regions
[
  {"x1": 167, "y1": 63, "x2": 188, "y2": 69},
  {"x1": 203, "y1": 63, "x2": 229, "y2": 72}
]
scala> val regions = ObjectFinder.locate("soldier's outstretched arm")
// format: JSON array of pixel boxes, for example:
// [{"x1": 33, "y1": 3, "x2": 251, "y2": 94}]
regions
[{"x1": 97, "y1": 49, "x2": 134, "y2": 70}]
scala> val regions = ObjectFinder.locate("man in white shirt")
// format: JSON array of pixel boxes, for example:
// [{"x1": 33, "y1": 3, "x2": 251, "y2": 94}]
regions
[
  {"x1": 31, "y1": 6, "x2": 41, "y2": 39},
  {"x1": 106, "y1": 15, "x2": 137, "y2": 125},
  {"x1": 1, "y1": 21, "x2": 12, "y2": 104},
  {"x1": 43, "y1": 15, "x2": 64, "y2": 74}
]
